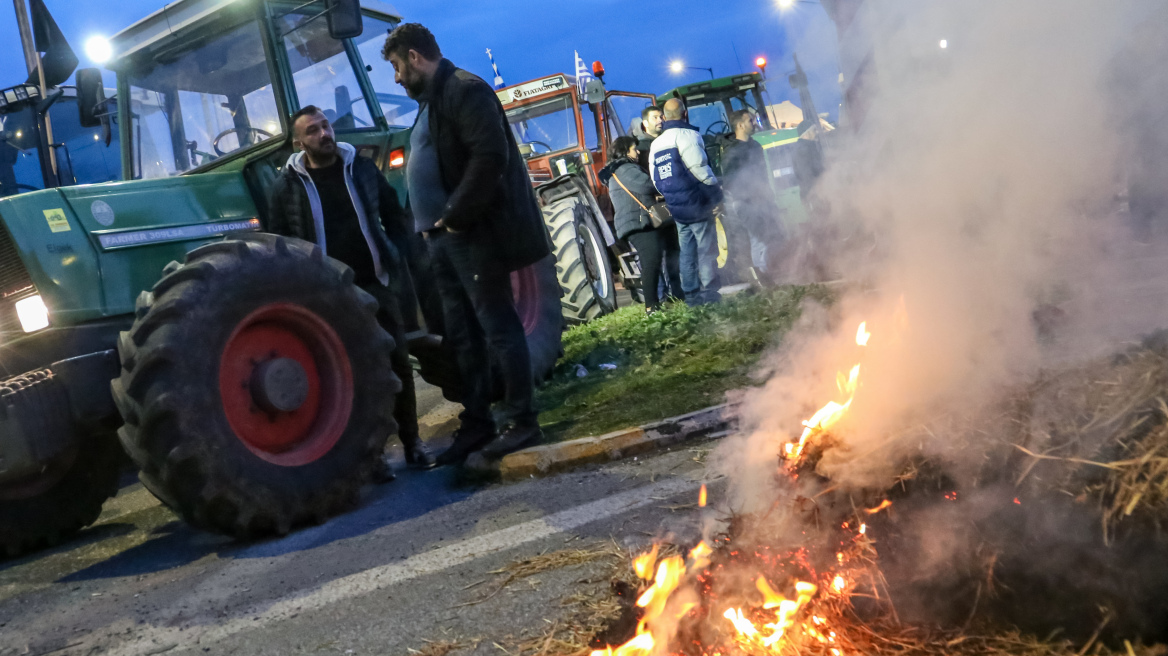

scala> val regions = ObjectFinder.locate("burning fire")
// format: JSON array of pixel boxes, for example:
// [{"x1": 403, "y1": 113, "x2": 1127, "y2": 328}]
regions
[
  {"x1": 784, "y1": 321, "x2": 870, "y2": 461},
  {"x1": 594, "y1": 320, "x2": 885, "y2": 656}
]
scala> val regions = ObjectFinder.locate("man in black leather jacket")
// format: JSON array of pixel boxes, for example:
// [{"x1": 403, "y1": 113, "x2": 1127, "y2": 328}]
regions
[{"x1": 383, "y1": 24, "x2": 551, "y2": 465}]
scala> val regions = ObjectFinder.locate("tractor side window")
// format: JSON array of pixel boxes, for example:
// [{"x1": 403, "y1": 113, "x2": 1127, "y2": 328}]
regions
[
  {"x1": 607, "y1": 95, "x2": 654, "y2": 137},
  {"x1": 126, "y1": 19, "x2": 281, "y2": 178},
  {"x1": 0, "y1": 107, "x2": 45, "y2": 196},
  {"x1": 279, "y1": 10, "x2": 375, "y2": 131},
  {"x1": 355, "y1": 14, "x2": 419, "y2": 128},
  {"x1": 48, "y1": 96, "x2": 121, "y2": 186},
  {"x1": 581, "y1": 103, "x2": 599, "y2": 151}
]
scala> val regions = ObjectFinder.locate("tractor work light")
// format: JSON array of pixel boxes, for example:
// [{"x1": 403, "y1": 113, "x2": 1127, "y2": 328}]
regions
[
  {"x1": 388, "y1": 148, "x2": 405, "y2": 168},
  {"x1": 15, "y1": 295, "x2": 49, "y2": 332}
]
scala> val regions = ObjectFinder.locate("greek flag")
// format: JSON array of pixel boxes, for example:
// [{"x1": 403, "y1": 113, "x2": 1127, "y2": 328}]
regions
[
  {"x1": 486, "y1": 48, "x2": 505, "y2": 90},
  {"x1": 574, "y1": 50, "x2": 593, "y2": 97}
]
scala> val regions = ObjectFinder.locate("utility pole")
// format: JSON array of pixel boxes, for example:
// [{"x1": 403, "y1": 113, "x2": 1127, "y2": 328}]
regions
[{"x1": 12, "y1": 0, "x2": 37, "y2": 75}]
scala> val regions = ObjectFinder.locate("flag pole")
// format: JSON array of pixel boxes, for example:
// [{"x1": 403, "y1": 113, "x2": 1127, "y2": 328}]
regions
[
  {"x1": 11, "y1": 0, "x2": 37, "y2": 75},
  {"x1": 36, "y1": 45, "x2": 58, "y2": 177},
  {"x1": 14, "y1": 0, "x2": 57, "y2": 178}
]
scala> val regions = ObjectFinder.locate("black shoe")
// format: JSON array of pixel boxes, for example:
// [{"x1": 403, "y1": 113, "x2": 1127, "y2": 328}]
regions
[
  {"x1": 403, "y1": 439, "x2": 436, "y2": 470},
  {"x1": 435, "y1": 428, "x2": 497, "y2": 467},
  {"x1": 480, "y1": 424, "x2": 544, "y2": 460},
  {"x1": 371, "y1": 454, "x2": 397, "y2": 484}
]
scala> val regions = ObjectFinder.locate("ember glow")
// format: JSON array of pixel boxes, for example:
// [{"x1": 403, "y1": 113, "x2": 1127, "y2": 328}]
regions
[
  {"x1": 864, "y1": 500, "x2": 892, "y2": 515},
  {"x1": 698, "y1": 484, "x2": 708, "y2": 508}
]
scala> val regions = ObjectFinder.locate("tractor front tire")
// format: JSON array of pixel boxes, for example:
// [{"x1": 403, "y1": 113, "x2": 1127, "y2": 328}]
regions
[
  {"x1": 112, "y1": 234, "x2": 399, "y2": 539},
  {"x1": 0, "y1": 372, "x2": 122, "y2": 558},
  {"x1": 544, "y1": 197, "x2": 616, "y2": 323}
]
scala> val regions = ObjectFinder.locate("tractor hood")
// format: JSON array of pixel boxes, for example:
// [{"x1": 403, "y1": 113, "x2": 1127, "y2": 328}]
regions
[{"x1": 0, "y1": 173, "x2": 260, "y2": 337}]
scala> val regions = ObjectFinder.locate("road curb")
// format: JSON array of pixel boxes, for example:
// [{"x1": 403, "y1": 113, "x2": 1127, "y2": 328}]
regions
[{"x1": 495, "y1": 403, "x2": 738, "y2": 482}]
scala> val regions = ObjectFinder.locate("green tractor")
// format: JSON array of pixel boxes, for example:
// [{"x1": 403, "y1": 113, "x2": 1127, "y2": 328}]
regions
[
  {"x1": 0, "y1": 0, "x2": 564, "y2": 557},
  {"x1": 657, "y1": 59, "x2": 828, "y2": 279}
]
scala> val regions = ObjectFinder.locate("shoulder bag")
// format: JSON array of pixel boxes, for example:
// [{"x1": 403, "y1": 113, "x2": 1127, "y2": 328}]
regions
[{"x1": 610, "y1": 168, "x2": 674, "y2": 229}]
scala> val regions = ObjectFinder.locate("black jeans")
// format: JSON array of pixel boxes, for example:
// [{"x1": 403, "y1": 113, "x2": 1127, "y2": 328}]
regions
[
  {"x1": 627, "y1": 224, "x2": 683, "y2": 309},
  {"x1": 362, "y1": 282, "x2": 419, "y2": 445},
  {"x1": 427, "y1": 230, "x2": 537, "y2": 432}
]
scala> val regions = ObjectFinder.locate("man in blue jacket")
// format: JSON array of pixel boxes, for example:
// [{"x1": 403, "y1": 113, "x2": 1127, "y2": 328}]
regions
[{"x1": 649, "y1": 98, "x2": 723, "y2": 305}]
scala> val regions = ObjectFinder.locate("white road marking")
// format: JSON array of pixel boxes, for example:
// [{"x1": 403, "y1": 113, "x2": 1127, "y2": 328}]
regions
[{"x1": 101, "y1": 476, "x2": 697, "y2": 656}]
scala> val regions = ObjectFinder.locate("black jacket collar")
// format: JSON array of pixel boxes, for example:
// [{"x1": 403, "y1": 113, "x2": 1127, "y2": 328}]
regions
[{"x1": 424, "y1": 58, "x2": 457, "y2": 107}]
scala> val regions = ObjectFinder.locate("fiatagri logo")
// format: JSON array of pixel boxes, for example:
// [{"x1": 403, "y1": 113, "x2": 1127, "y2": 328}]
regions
[{"x1": 502, "y1": 76, "x2": 568, "y2": 104}]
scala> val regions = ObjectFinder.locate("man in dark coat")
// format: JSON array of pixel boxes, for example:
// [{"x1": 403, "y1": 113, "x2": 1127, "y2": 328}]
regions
[
  {"x1": 722, "y1": 109, "x2": 781, "y2": 277},
  {"x1": 383, "y1": 23, "x2": 551, "y2": 465},
  {"x1": 267, "y1": 105, "x2": 435, "y2": 481}
]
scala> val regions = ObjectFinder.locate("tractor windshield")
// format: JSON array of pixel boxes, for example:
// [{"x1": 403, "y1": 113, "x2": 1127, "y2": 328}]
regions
[
  {"x1": 125, "y1": 18, "x2": 281, "y2": 179},
  {"x1": 506, "y1": 95, "x2": 580, "y2": 157},
  {"x1": 353, "y1": 14, "x2": 418, "y2": 128}
]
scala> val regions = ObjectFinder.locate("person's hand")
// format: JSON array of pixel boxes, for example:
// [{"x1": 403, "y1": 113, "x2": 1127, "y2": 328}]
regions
[{"x1": 435, "y1": 219, "x2": 461, "y2": 234}]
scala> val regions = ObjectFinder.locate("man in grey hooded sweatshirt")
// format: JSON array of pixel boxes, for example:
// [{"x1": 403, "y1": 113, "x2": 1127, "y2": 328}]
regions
[{"x1": 267, "y1": 105, "x2": 435, "y2": 480}]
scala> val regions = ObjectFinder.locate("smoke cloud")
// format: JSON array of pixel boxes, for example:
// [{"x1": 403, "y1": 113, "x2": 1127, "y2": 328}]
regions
[{"x1": 711, "y1": 0, "x2": 1168, "y2": 634}]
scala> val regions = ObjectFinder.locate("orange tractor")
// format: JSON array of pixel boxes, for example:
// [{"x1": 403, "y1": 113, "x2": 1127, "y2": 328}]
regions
[{"x1": 496, "y1": 67, "x2": 657, "y2": 321}]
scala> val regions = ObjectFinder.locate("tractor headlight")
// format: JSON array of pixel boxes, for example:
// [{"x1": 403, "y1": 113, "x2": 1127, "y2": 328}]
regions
[{"x1": 15, "y1": 295, "x2": 49, "y2": 332}]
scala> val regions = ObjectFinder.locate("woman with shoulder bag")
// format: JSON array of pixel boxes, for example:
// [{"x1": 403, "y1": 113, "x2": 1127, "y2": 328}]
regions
[{"x1": 599, "y1": 136, "x2": 684, "y2": 313}]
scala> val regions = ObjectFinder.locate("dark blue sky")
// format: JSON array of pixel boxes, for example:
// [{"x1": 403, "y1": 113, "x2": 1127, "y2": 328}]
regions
[{"x1": 0, "y1": 0, "x2": 842, "y2": 119}]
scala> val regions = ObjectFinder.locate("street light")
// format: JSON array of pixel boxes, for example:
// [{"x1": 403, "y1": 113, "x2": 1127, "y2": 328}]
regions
[
  {"x1": 777, "y1": 0, "x2": 819, "y2": 9},
  {"x1": 669, "y1": 60, "x2": 714, "y2": 80},
  {"x1": 84, "y1": 35, "x2": 112, "y2": 64},
  {"x1": 939, "y1": 39, "x2": 949, "y2": 49}
]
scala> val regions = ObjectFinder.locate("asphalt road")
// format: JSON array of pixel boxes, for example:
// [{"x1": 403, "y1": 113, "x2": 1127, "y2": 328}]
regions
[{"x1": 0, "y1": 382, "x2": 718, "y2": 656}]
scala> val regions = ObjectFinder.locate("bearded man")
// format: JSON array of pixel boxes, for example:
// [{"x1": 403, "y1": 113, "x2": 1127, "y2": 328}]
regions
[{"x1": 383, "y1": 24, "x2": 550, "y2": 466}]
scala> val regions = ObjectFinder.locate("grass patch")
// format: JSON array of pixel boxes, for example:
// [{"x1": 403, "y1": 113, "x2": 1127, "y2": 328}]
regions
[{"x1": 535, "y1": 285, "x2": 830, "y2": 442}]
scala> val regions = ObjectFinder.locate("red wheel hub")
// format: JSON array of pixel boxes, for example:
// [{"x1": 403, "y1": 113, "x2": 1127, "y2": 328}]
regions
[
  {"x1": 511, "y1": 265, "x2": 540, "y2": 337},
  {"x1": 219, "y1": 303, "x2": 353, "y2": 466}
]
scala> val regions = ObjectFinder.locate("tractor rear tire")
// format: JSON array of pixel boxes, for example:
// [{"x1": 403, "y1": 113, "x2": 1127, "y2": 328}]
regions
[
  {"x1": 545, "y1": 197, "x2": 616, "y2": 324},
  {"x1": 0, "y1": 368, "x2": 121, "y2": 557},
  {"x1": 112, "y1": 234, "x2": 399, "y2": 539}
]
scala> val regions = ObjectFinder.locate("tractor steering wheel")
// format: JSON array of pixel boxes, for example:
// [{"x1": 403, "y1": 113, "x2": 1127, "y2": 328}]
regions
[
  {"x1": 705, "y1": 121, "x2": 731, "y2": 137},
  {"x1": 526, "y1": 140, "x2": 553, "y2": 154},
  {"x1": 212, "y1": 127, "x2": 274, "y2": 156}
]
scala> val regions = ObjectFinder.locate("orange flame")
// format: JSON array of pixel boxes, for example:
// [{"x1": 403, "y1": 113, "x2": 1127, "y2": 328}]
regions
[
  {"x1": 698, "y1": 484, "x2": 707, "y2": 508},
  {"x1": 632, "y1": 545, "x2": 658, "y2": 581},
  {"x1": 784, "y1": 322, "x2": 869, "y2": 461},
  {"x1": 864, "y1": 500, "x2": 892, "y2": 515},
  {"x1": 723, "y1": 579, "x2": 820, "y2": 650}
]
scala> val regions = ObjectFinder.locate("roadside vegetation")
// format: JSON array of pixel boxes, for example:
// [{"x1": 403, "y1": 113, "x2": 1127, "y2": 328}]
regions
[{"x1": 536, "y1": 285, "x2": 833, "y2": 442}]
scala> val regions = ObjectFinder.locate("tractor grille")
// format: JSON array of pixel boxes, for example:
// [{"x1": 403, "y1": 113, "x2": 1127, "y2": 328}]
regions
[{"x1": 0, "y1": 221, "x2": 36, "y2": 335}]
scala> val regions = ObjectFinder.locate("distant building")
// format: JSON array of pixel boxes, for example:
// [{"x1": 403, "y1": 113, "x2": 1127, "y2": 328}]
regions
[{"x1": 766, "y1": 101, "x2": 804, "y2": 130}]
